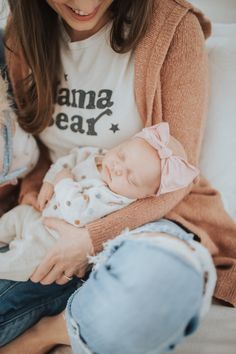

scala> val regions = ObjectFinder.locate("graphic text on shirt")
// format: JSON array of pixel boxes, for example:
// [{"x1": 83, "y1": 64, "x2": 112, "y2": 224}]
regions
[{"x1": 49, "y1": 81, "x2": 120, "y2": 136}]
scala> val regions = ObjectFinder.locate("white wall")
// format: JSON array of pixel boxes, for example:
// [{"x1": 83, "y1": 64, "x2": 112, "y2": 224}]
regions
[
  {"x1": 190, "y1": 0, "x2": 236, "y2": 23},
  {"x1": 0, "y1": 1, "x2": 9, "y2": 29}
]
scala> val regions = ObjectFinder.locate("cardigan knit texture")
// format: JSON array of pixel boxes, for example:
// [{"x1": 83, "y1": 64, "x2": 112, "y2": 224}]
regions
[{"x1": 5, "y1": 0, "x2": 236, "y2": 306}]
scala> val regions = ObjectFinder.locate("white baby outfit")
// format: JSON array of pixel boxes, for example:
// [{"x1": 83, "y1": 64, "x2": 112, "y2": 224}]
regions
[
  {"x1": 43, "y1": 147, "x2": 134, "y2": 226},
  {"x1": 0, "y1": 147, "x2": 134, "y2": 281}
]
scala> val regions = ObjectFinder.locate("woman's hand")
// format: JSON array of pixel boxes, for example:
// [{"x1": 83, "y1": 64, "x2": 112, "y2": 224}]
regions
[
  {"x1": 38, "y1": 182, "x2": 54, "y2": 211},
  {"x1": 30, "y1": 218, "x2": 94, "y2": 285},
  {"x1": 20, "y1": 190, "x2": 40, "y2": 211}
]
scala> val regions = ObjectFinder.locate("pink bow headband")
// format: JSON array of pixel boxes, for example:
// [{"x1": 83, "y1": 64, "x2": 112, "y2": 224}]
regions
[{"x1": 135, "y1": 123, "x2": 199, "y2": 196}]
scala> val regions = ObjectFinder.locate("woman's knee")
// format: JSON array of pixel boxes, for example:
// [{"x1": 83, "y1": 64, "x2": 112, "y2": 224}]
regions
[{"x1": 66, "y1": 236, "x2": 204, "y2": 354}]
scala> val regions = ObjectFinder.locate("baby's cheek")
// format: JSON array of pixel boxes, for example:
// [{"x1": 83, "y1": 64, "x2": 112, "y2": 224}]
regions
[
  {"x1": 109, "y1": 179, "x2": 121, "y2": 194},
  {"x1": 110, "y1": 179, "x2": 126, "y2": 195}
]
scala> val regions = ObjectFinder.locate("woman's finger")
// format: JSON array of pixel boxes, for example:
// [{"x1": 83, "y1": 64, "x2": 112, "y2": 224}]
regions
[
  {"x1": 43, "y1": 217, "x2": 69, "y2": 234},
  {"x1": 40, "y1": 265, "x2": 64, "y2": 285},
  {"x1": 56, "y1": 277, "x2": 69, "y2": 285},
  {"x1": 30, "y1": 252, "x2": 56, "y2": 282},
  {"x1": 56, "y1": 273, "x2": 73, "y2": 285},
  {"x1": 75, "y1": 267, "x2": 87, "y2": 279},
  {"x1": 37, "y1": 194, "x2": 44, "y2": 211}
]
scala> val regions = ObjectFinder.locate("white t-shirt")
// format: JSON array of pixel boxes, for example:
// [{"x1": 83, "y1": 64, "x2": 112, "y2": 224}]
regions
[{"x1": 40, "y1": 22, "x2": 143, "y2": 163}]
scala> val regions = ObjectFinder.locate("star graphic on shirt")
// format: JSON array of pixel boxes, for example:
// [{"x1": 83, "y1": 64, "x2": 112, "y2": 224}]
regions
[
  {"x1": 64, "y1": 73, "x2": 68, "y2": 81},
  {"x1": 110, "y1": 124, "x2": 120, "y2": 134}
]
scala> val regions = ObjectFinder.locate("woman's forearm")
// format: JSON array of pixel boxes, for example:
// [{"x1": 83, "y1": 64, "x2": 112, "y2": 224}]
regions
[{"x1": 87, "y1": 183, "x2": 193, "y2": 253}]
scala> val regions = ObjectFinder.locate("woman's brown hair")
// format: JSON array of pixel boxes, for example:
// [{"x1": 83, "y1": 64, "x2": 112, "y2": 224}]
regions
[{"x1": 5, "y1": 0, "x2": 155, "y2": 134}]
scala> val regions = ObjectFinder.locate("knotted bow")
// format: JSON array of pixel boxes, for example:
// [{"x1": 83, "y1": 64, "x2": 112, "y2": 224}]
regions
[{"x1": 135, "y1": 123, "x2": 199, "y2": 196}]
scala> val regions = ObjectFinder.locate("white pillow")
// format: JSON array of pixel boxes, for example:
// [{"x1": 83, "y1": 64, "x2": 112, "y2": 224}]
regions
[
  {"x1": 190, "y1": 0, "x2": 236, "y2": 24},
  {"x1": 0, "y1": 3, "x2": 9, "y2": 29},
  {"x1": 199, "y1": 23, "x2": 236, "y2": 220}
]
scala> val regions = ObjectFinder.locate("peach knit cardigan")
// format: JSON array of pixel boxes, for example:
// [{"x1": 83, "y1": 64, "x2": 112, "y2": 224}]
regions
[{"x1": 5, "y1": 0, "x2": 236, "y2": 306}]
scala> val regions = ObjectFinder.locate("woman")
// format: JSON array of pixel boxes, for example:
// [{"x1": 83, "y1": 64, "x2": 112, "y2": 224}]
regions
[{"x1": 1, "y1": 0, "x2": 236, "y2": 353}]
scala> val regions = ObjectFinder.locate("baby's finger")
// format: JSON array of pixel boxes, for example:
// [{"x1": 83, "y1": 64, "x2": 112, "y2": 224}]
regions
[
  {"x1": 21, "y1": 192, "x2": 39, "y2": 210},
  {"x1": 39, "y1": 195, "x2": 47, "y2": 211},
  {"x1": 37, "y1": 193, "x2": 43, "y2": 209},
  {"x1": 32, "y1": 196, "x2": 40, "y2": 211},
  {"x1": 46, "y1": 189, "x2": 53, "y2": 201}
]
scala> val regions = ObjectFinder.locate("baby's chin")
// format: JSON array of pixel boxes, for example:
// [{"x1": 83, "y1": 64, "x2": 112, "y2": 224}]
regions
[{"x1": 105, "y1": 181, "x2": 137, "y2": 199}]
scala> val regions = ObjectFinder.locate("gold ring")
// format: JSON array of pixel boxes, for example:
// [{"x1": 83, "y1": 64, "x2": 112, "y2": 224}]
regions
[{"x1": 63, "y1": 273, "x2": 73, "y2": 281}]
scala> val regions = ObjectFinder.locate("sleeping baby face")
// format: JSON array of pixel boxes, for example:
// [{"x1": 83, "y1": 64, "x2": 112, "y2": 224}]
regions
[{"x1": 100, "y1": 138, "x2": 161, "y2": 199}]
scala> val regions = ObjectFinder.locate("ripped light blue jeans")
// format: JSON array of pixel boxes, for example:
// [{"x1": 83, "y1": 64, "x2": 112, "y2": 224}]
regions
[
  {"x1": 0, "y1": 219, "x2": 208, "y2": 351},
  {"x1": 65, "y1": 219, "x2": 205, "y2": 354}
]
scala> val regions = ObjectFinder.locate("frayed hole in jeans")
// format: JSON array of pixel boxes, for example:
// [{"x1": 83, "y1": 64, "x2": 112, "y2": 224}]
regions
[
  {"x1": 184, "y1": 316, "x2": 199, "y2": 336},
  {"x1": 216, "y1": 263, "x2": 232, "y2": 270},
  {"x1": 105, "y1": 264, "x2": 119, "y2": 279}
]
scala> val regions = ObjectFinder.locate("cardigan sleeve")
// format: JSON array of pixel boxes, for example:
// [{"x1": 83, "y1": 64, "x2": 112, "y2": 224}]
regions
[
  {"x1": 160, "y1": 12, "x2": 209, "y2": 167},
  {"x1": 86, "y1": 12, "x2": 209, "y2": 253}
]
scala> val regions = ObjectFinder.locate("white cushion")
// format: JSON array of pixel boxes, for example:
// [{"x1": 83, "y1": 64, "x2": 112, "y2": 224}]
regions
[
  {"x1": 190, "y1": 0, "x2": 236, "y2": 23},
  {"x1": 199, "y1": 23, "x2": 236, "y2": 220},
  {"x1": 0, "y1": 3, "x2": 9, "y2": 29},
  {"x1": 174, "y1": 304, "x2": 236, "y2": 354}
]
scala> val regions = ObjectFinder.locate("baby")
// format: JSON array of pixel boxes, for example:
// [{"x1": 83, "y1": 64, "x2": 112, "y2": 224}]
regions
[
  {"x1": 0, "y1": 122, "x2": 199, "y2": 281},
  {"x1": 0, "y1": 75, "x2": 39, "y2": 186}
]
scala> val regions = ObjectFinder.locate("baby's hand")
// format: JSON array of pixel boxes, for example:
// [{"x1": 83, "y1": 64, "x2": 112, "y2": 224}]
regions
[
  {"x1": 38, "y1": 182, "x2": 54, "y2": 211},
  {"x1": 54, "y1": 168, "x2": 74, "y2": 186},
  {"x1": 21, "y1": 191, "x2": 40, "y2": 211}
]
